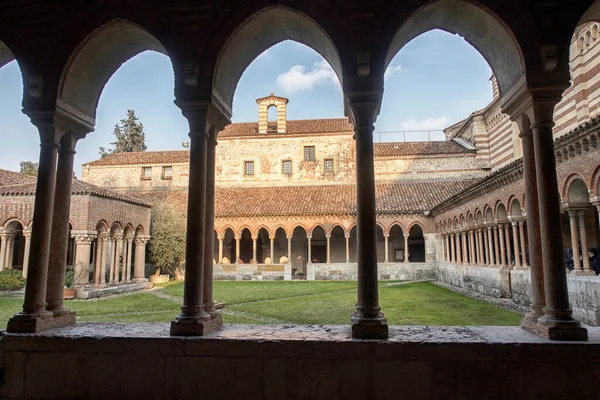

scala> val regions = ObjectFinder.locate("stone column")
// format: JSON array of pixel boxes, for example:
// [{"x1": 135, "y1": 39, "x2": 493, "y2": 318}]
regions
[
  {"x1": 477, "y1": 228, "x2": 484, "y2": 265},
  {"x1": 46, "y1": 137, "x2": 79, "y2": 318},
  {"x1": 349, "y1": 99, "x2": 387, "y2": 339},
  {"x1": 252, "y1": 237, "x2": 257, "y2": 264},
  {"x1": 403, "y1": 234, "x2": 409, "y2": 262},
  {"x1": 449, "y1": 233, "x2": 455, "y2": 263},
  {"x1": 462, "y1": 231, "x2": 468, "y2": 264},
  {"x1": 8, "y1": 114, "x2": 61, "y2": 332},
  {"x1": 235, "y1": 235, "x2": 241, "y2": 263},
  {"x1": 108, "y1": 237, "x2": 116, "y2": 284},
  {"x1": 307, "y1": 235, "x2": 312, "y2": 264},
  {"x1": 530, "y1": 104, "x2": 586, "y2": 339},
  {"x1": 270, "y1": 236, "x2": 274, "y2": 262},
  {"x1": 493, "y1": 225, "x2": 501, "y2": 266},
  {"x1": 503, "y1": 224, "x2": 512, "y2": 268},
  {"x1": 0, "y1": 232, "x2": 9, "y2": 271},
  {"x1": 499, "y1": 224, "x2": 507, "y2": 267},
  {"x1": 577, "y1": 211, "x2": 594, "y2": 275},
  {"x1": 456, "y1": 233, "x2": 462, "y2": 264},
  {"x1": 5, "y1": 235, "x2": 14, "y2": 268},
  {"x1": 133, "y1": 236, "x2": 149, "y2": 282},
  {"x1": 469, "y1": 230, "x2": 476, "y2": 265},
  {"x1": 511, "y1": 221, "x2": 522, "y2": 269},
  {"x1": 113, "y1": 234, "x2": 123, "y2": 283},
  {"x1": 287, "y1": 235, "x2": 292, "y2": 261},
  {"x1": 125, "y1": 234, "x2": 134, "y2": 281},
  {"x1": 71, "y1": 231, "x2": 96, "y2": 287},
  {"x1": 486, "y1": 226, "x2": 494, "y2": 265},
  {"x1": 568, "y1": 210, "x2": 582, "y2": 273},
  {"x1": 22, "y1": 229, "x2": 32, "y2": 278},
  {"x1": 345, "y1": 234, "x2": 350, "y2": 263},
  {"x1": 518, "y1": 222, "x2": 528, "y2": 267},
  {"x1": 203, "y1": 132, "x2": 218, "y2": 315},
  {"x1": 326, "y1": 235, "x2": 331, "y2": 264},
  {"x1": 94, "y1": 233, "x2": 108, "y2": 286},
  {"x1": 171, "y1": 104, "x2": 212, "y2": 336},
  {"x1": 384, "y1": 234, "x2": 389, "y2": 263},
  {"x1": 218, "y1": 236, "x2": 224, "y2": 264}
]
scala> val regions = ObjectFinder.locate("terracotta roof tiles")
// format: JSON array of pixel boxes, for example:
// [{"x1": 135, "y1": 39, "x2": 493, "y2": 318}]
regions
[
  {"x1": 373, "y1": 141, "x2": 472, "y2": 157},
  {"x1": 127, "y1": 181, "x2": 475, "y2": 218},
  {"x1": 0, "y1": 169, "x2": 37, "y2": 187},
  {"x1": 219, "y1": 118, "x2": 354, "y2": 138},
  {"x1": 84, "y1": 150, "x2": 190, "y2": 166}
]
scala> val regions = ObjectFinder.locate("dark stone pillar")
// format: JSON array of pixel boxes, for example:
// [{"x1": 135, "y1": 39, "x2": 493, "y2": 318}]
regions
[
  {"x1": 171, "y1": 106, "x2": 211, "y2": 336},
  {"x1": 350, "y1": 102, "x2": 388, "y2": 339},
  {"x1": 7, "y1": 114, "x2": 58, "y2": 332},
  {"x1": 46, "y1": 136, "x2": 77, "y2": 323},
  {"x1": 530, "y1": 110, "x2": 587, "y2": 340}
]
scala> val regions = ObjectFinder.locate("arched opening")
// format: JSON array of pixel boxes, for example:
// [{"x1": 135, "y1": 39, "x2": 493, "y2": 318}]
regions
[
  {"x1": 409, "y1": 224, "x2": 426, "y2": 262},
  {"x1": 213, "y1": 230, "x2": 219, "y2": 264},
  {"x1": 222, "y1": 228, "x2": 236, "y2": 264},
  {"x1": 239, "y1": 228, "x2": 253, "y2": 263},
  {"x1": 564, "y1": 178, "x2": 597, "y2": 271},
  {"x1": 310, "y1": 226, "x2": 326, "y2": 263},
  {"x1": 375, "y1": 225, "x2": 385, "y2": 262},
  {"x1": 256, "y1": 227, "x2": 270, "y2": 263},
  {"x1": 291, "y1": 226, "x2": 307, "y2": 279},
  {"x1": 329, "y1": 225, "x2": 346, "y2": 263},
  {"x1": 273, "y1": 227, "x2": 288, "y2": 263},
  {"x1": 349, "y1": 225, "x2": 358, "y2": 263},
  {"x1": 2, "y1": 220, "x2": 24, "y2": 271},
  {"x1": 66, "y1": 222, "x2": 75, "y2": 267},
  {"x1": 388, "y1": 224, "x2": 405, "y2": 262},
  {"x1": 267, "y1": 105, "x2": 278, "y2": 132}
]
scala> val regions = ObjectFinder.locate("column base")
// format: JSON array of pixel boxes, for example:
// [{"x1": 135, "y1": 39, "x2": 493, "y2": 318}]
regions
[
  {"x1": 351, "y1": 312, "x2": 389, "y2": 340},
  {"x1": 523, "y1": 314, "x2": 588, "y2": 341},
  {"x1": 7, "y1": 310, "x2": 75, "y2": 333},
  {"x1": 570, "y1": 269, "x2": 596, "y2": 276},
  {"x1": 132, "y1": 278, "x2": 148, "y2": 283},
  {"x1": 170, "y1": 312, "x2": 219, "y2": 336}
]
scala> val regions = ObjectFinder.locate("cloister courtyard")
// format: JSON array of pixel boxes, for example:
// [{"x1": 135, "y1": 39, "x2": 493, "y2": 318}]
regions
[{"x1": 0, "y1": 281, "x2": 520, "y2": 329}]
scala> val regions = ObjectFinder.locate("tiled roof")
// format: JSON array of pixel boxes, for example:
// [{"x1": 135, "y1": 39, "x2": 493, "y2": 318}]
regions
[
  {"x1": 219, "y1": 118, "x2": 354, "y2": 138},
  {"x1": 373, "y1": 141, "x2": 472, "y2": 157},
  {"x1": 0, "y1": 169, "x2": 37, "y2": 187},
  {"x1": 0, "y1": 178, "x2": 151, "y2": 207},
  {"x1": 84, "y1": 150, "x2": 190, "y2": 166},
  {"x1": 127, "y1": 181, "x2": 475, "y2": 218}
]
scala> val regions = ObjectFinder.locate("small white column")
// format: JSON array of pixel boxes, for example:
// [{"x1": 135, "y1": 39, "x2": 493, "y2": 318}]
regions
[
  {"x1": 235, "y1": 235, "x2": 241, "y2": 264},
  {"x1": 384, "y1": 234, "x2": 389, "y2": 263},
  {"x1": 0, "y1": 231, "x2": 8, "y2": 271},
  {"x1": 5, "y1": 234, "x2": 15, "y2": 269},
  {"x1": 510, "y1": 220, "x2": 522, "y2": 268},
  {"x1": 345, "y1": 234, "x2": 350, "y2": 263},
  {"x1": 218, "y1": 235, "x2": 223, "y2": 263},
  {"x1": 252, "y1": 237, "x2": 257, "y2": 264},
  {"x1": 71, "y1": 231, "x2": 97, "y2": 287},
  {"x1": 403, "y1": 234, "x2": 409, "y2": 262},
  {"x1": 498, "y1": 224, "x2": 507, "y2": 267},
  {"x1": 95, "y1": 232, "x2": 108, "y2": 286},
  {"x1": 493, "y1": 225, "x2": 500, "y2": 267},
  {"x1": 22, "y1": 229, "x2": 32, "y2": 278},
  {"x1": 477, "y1": 228, "x2": 484, "y2": 265},
  {"x1": 486, "y1": 226, "x2": 494, "y2": 265},
  {"x1": 287, "y1": 235, "x2": 292, "y2": 261},
  {"x1": 578, "y1": 210, "x2": 595, "y2": 275},
  {"x1": 270, "y1": 236, "x2": 274, "y2": 262},
  {"x1": 307, "y1": 235, "x2": 312, "y2": 264},
  {"x1": 326, "y1": 235, "x2": 331, "y2": 264},
  {"x1": 518, "y1": 221, "x2": 527, "y2": 267}
]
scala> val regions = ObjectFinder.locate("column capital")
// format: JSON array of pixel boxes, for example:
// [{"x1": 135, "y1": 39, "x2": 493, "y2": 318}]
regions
[
  {"x1": 72, "y1": 233, "x2": 97, "y2": 244},
  {"x1": 307, "y1": 235, "x2": 312, "y2": 240},
  {"x1": 125, "y1": 233, "x2": 135, "y2": 242},
  {"x1": 383, "y1": 233, "x2": 389, "y2": 238},
  {"x1": 112, "y1": 233, "x2": 124, "y2": 241},
  {"x1": 0, "y1": 231, "x2": 14, "y2": 239},
  {"x1": 403, "y1": 234, "x2": 410, "y2": 239},
  {"x1": 134, "y1": 235, "x2": 151, "y2": 245},
  {"x1": 98, "y1": 232, "x2": 110, "y2": 241},
  {"x1": 287, "y1": 235, "x2": 293, "y2": 240},
  {"x1": 345, "y1": 234, "x2": 350, "y2": 239},
  {"x1": 22, "y1": 229, "x2": 32, "y2": 239},
  {"x1": 325, "y1": 235, "x2": 331, "y2": 239},
  {"x1": 269, "y1": 235, "x2": 275, "y2": 240}
]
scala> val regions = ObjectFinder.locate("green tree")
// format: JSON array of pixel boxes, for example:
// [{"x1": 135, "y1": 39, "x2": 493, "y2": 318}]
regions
[
  {"x1": 99, "y1": 109, "x2": 147, "y2": 158},
  {"x1": 148, "y1": 202, "x2": 186, "y2": 278},
  {"x1": 19, "y1": 161, "x2": 38, "y2": 177}
]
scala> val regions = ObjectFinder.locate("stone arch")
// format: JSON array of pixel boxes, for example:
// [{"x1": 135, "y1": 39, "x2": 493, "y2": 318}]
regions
[
  {"x1": 566, "y1": 177, "x2": 591, "y2": 206},
  {"x1": 3, "y1": 218, "x2": 25, "y2": 231},
  {"x1": 386, "y1": 221, "x2": 405, "y2": 235},
  {"x1": 255, "y1": 227, "x2": 270, "y2": 263},
  {"x1": 221, "y1": 227, "x2": 236, "y2": 263},
  {"x1": 328, "y1": 224, "x2": 346, "y2": 236},
  {"x1": 218, "y1": 224, "x2": 236, "y2": 238},
  {"x1": 408, "y1": 224, "x2": 426, "y2": 262},
  {"x1": 484, "y1": 206, "x2": 495, "y2": 222},
  {"x1": 237, "y1": 225, "x2": 254, "y2": 238},
  {"x1": 291, "y1": 226, "x2": 308, "y2": 277},
  {"x1": 58, "y1": 19, "x2": 169, "y2": 121},
  {"x1": 272, "y1": 226, "x2": 289, "y2": 263},
  {"x1": 591, "y1": 164, "x2": 600, "y2": 197},
  {"x1": 123, "y1": 223, "x2": 135, "y2": 236},
  {"x1": 384, "y1": 0, "x2": 524, "y2": 96},
  {"x1": 292, "y1": 223, "x2": 310, "y2": 235},
  {"x1": 329, "y1": 225, "x2": 346, "y2": 263},
  {"x1": 310, "y1": 224, "x2": 327, "y2": 237},
  {"x1": 95, "y1": 220, "x2": 109, "y2": 233},
  {"x1": 496, "y1": 203, "x2": 508, "y2": 223},
  {"x1": 255, "y1": 225, "x2": 272, "y2": 238},
  {"x1": 509, "y1": 198, "x2": 524, "y2": 218},
  {"x1": 408, "y1": 221, "x2": 425, "y2": 233},
  {"x1": 135, "y1": 225, "x2": 145, "y2": 236},
  {"x1": 466, "y1": 212, "x2": 475, "y2": 227},
  {"x1": 310, "y1": 225, "x2": 327, "y2": 263},
  {"x1": 2, "y1": 219, "x2": 25, "y2": 270},
  {"x1": 213, "y1": 5, "x2": 344, "y2": 110},
  {"x1": 110, "y1": 222, "x2": 123, "y2": 234},
  {"x1": 475, "y1": 210, "x2": 484, "y2": 225},
  {"x1": 388, "y1": 223, "x2": 405, "y2": 262},
  {"x1": 238, "y1": 227, "x2": 253, "y2": 263},
  {"x1": 272, "y1": 225, "x2": 288, "y2": 237}
]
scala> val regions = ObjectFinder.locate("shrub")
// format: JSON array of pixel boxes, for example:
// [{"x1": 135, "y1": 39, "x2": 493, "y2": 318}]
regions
[
  {"x1": 0, "y1": 268, "x2": 27, "y2": 291},
  {"x1": 148, "y1": 201, "x2": 186, "y2": 277}
]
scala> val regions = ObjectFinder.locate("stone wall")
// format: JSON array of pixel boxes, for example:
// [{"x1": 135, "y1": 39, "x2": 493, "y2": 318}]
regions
[
  {"x1": 373, "y1": 153, "x2": 485, "y2": 181},
  {"x1": 82, "y1": 162, "x2": 190, "y2": 191},
  {"x1": 436, "y1": 262, "x2": 504, "y2": 298}
]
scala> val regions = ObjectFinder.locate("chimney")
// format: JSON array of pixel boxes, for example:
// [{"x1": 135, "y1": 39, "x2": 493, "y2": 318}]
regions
[{"x1": 256, "y1": 93, "x2": 289, "y2": 134}]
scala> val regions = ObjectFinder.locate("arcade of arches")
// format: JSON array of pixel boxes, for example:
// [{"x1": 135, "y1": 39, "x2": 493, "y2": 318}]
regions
[{"x1": 2, "y1": 1, "x2": 600, "y2": 398}]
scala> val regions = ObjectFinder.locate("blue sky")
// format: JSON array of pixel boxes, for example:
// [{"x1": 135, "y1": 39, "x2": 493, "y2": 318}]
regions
[{"x1": 0, "y1": 29, "x2": 492, "y2": 175}]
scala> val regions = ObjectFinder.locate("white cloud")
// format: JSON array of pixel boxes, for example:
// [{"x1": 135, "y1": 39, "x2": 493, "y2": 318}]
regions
[
  {"x1": 384, "y1": 64, "x2": 403, "y2": 80},
  {"x1": 276, "y1": 60, "x2": 340, "y2": 93},
  {"x1": 400, "y1": 116, "x2": 450, "y2": 131}
]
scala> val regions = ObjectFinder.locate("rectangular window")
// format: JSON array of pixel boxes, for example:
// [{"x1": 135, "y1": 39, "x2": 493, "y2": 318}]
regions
[
  {"x1": 141, "y1": 166, "x2": 152, "y2": 180},
  {"x1": 304, "y1": 146, "x2": 316, "y2": 162},
  {"x1": 244, "y1": 161, "x2": 255, "y2": 176},
  {"x1": 324, "y1": 158, "x2": 334, "y2": 174},
  {"x1": 161, "y1": 166, "x2": 173, "y2": 180},
  {"x1": 282, "y1": 160, "x2": 292, "y2": 176}
]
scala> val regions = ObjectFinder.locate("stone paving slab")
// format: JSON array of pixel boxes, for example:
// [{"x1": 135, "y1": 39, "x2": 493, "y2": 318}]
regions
[{"x1": 6, "y1": 322, "x2": 599, "y2": 344}]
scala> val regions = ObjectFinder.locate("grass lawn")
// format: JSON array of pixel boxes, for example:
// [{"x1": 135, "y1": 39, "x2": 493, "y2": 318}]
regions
[{"x1": 0, "y1": 281, "x2": 521, "y2": 330}]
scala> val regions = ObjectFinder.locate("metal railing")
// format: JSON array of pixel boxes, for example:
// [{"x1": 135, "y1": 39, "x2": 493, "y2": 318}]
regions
[{"x1": 373, "y1": 130, "x2": 445, "y2": 143}]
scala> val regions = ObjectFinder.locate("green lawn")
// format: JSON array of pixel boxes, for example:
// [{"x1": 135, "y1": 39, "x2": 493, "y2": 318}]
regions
[{"x1": 0, "y1": 281, "x2": 521, "y2": 330}]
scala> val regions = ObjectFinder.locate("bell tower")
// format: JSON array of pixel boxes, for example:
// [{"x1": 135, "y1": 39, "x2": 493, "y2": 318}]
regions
[{"x1": 256, "y1": 93, "x2": 289, "y2": 134}]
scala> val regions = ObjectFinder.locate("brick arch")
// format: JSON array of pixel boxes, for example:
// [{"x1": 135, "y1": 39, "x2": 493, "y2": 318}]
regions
[
  {"x1": 309, "y1": 223, "x2": 327, "y2": 236},
  {"x1": 135, "y1": 225, "x2": 145, "y2": 236},
  {"x1": 375, "y1": 222, "x2": 386, "y2": 234},
  {"x1": 387, "y1": 221, "x2": 405, "y2": 235},
  {"x1": 238, "y1": 225, "x2": 254, "y2": 238},
  {"x1": 255, "y1": 225, "x2": 272, "y2": 237},
  {"x1": 3, "y1": 217, "x2": 25, "y2": 231},
  {"x1": 272, "y1": 225, "x2": 289, "y2": 237},
  {"x1": 218, "y1": 224, "x2": 236, "y2": 237},
  {"x1": 110, "y1": 221, "x2": 123, "y2": 234},
  {"x1": 291, "y1": 224, "x2": 309, "y2": 235},
  {"x1": 506, "y1": 195, "x2": 521, "y2": 215},
  {"x1": 123, "y1": 223, "x2": 135, "y2": 235},
  {"x1": 328, "y1": 224, "x2": 346, "y2": 236},
  {"x1": 562, "y1": 172, "x2": 588, "y2": 200},
  {"x1": 483, "y1": 205, "x2": 494, "y2": 222},
  {"x1": 408, "y1": 221, "x2": 425, "y2": 234},
  {"x1": 95, "y1": 220, "x2": 109, "y2": 233},
  {"x1": 591, "y1": 163, "x2": 600, "y2": 196}
]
